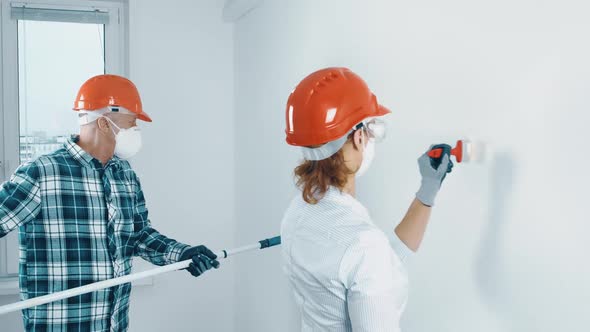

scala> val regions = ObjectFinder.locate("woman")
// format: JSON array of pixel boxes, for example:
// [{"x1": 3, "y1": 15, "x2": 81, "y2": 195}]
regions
[{"x1": 281, "y1": 67, "x2": 452, "y2": 331}]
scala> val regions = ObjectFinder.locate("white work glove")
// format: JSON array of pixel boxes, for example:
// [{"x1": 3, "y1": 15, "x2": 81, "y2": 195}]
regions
[{"x1": 415, "y1": 151, "x2": 452, "y2": 207}]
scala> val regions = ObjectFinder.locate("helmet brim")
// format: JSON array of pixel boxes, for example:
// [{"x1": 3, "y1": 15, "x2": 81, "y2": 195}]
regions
[
  {"x1": 137, "y1": 111, "x2": 153, "y2": 122},
  {"x1": 376, "y1": 104, "x2": 391, "y2": 116}
]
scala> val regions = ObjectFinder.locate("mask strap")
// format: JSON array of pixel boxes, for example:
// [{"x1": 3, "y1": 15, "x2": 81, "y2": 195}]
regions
[
  {"x1": 101, "y1": 116, "x2": 123, "y2": 139},
  {"x1": 78, "y1": 106, "x2": 135, "y2": 125},
  {"x1": 103, "y1": 116, "x2": 120, "y2": 130},
  {"x1": 78, "y1": 108, "x2": 109, "y2": 125}
]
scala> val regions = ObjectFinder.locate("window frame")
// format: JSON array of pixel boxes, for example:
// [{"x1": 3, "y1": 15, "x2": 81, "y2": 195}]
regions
[{"x1": 0, "y1": 0, "x2": 128, "y2": 292}]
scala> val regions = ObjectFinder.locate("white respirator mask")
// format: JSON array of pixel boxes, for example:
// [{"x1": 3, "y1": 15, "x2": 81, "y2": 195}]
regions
[
  {"x1": 104, "y1": 117, "x2": 142, "y2": 160},
  {"x1": 356, "y1": 128, "x2": 376, "y2": 178},
  {"x1": 78, "y1": 107, "x2": 143, "y2": 160}
]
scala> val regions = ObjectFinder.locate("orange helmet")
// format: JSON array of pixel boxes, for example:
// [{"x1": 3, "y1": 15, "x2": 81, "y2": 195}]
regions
[
  {"x1": 73, "y1": 74, "x2": 152, "y2": 122},
  {"x1": 285, "y1": 67, "x2": 390, "y2": 148}
]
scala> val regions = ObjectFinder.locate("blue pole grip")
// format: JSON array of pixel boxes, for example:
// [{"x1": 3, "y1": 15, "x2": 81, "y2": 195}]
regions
[{"x1": 259, "y1": 236, "x2": 281, "y2": 249}]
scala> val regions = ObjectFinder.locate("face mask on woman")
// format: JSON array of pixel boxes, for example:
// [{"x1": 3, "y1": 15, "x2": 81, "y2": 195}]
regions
[{"x1": 356, "y1": 129, "x2": 375, "y2": 177}]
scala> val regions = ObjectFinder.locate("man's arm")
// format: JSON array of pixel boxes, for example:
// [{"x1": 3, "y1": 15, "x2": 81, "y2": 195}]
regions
[
  {"x1": 132, "y1": 173, "x2": 219, "y2": 276},
  {"x1": 132, "y1": 173, "x2": 190, "y2": 265},
  {"x1": 0, "y1": 162, "x2": 41, "y2": 238}
]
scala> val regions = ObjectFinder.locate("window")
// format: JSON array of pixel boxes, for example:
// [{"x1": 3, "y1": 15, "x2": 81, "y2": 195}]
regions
[
  {"x1": 0, "y1": 0, "x2": 126, "y2": 292},
  {"x1": 18, "y1": 19, "x2": 105, "y2": 163}
]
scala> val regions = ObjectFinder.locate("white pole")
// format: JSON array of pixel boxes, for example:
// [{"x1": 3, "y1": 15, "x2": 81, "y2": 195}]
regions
[{"x1": 0, "y1": 237, "x2": 280, "y2": 316}]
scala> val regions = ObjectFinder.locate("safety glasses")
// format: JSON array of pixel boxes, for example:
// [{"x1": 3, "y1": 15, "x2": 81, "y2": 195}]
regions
[{"x1": 358, "y1": 118, "x2": 387, "y2": 142}]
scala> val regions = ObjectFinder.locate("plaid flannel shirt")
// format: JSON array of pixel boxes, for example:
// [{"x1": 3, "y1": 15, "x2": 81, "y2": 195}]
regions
[{"x1": 0, "y1": 136, "x2": 190, "y2": 331}]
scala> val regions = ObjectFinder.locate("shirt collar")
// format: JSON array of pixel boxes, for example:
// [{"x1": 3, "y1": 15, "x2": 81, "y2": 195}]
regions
[
  {"x1": 324, "y1": 186, "x2": 373, "y2": 223},
  {"x1": 65, "y1": 135, "x2": 122, "y2": 171}
]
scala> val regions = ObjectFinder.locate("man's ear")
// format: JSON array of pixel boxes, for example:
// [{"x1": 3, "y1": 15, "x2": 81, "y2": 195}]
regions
[{"x1": 97, "y1": 117, "x2": 111, "y2": 133}]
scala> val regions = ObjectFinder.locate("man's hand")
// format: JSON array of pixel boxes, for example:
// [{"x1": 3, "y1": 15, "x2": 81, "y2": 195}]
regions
[{"x1": 180, "y1": 245, "x2": 220, "y2": 277}]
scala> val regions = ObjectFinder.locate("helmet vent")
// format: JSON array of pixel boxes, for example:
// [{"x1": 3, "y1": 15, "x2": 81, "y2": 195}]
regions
[{"x1": 311, "y1": 72, "x2": 341, "y2": 94}]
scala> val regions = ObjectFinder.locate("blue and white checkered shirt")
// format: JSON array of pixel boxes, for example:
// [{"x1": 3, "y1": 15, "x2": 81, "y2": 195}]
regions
[{"x1": 0, "y1": 136, "x2": 190, "y2": 331}]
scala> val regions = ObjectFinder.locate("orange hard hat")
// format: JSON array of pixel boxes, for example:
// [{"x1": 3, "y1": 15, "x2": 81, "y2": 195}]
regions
[
  {"x1": 73, "y1": 74, "x2": 152, "y2": 122},
  {"x1": 285, "y1": 67, "x2": 390, "y2": 147}
]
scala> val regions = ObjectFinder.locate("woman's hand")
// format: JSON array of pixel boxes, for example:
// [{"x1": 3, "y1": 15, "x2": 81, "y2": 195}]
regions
[
  {"x1": 415, "y1": 148, "x2": 453, "y2": 207},
  {"x1": 394, "y1": 147, "x2": 454, "y2": 252}
]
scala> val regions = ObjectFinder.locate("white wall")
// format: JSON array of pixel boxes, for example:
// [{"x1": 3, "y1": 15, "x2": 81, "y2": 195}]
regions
[
  {"x1": 0, "y1": 294, "x2": 21, "y2": 330},
  {"x1": 234, "y1": 1, "x2": 590, "y2": 331},
  {"x1": 128, "y1": 1, "x2": 235, "y2": 331}
]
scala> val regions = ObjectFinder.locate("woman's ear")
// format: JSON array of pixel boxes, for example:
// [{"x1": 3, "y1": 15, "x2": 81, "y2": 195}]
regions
[{"x1": 352, "y1": 129, "x2": 364, "y2": 151}]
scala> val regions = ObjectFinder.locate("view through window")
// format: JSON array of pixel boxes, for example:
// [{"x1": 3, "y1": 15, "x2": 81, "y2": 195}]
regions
[{"x1": 18, "y1": 19, "x2": 105, "y2": 163}]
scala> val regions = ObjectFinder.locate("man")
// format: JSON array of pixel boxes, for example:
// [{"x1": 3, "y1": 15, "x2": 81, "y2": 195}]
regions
[{"x1": 0, "y1": 74, "x2": 219, "y2": 331}]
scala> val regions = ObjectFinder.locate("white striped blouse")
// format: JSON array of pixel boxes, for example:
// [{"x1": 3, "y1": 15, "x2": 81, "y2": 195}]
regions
[{"x1": 281, "y1": 186, "x2": 412, "y2": 332}]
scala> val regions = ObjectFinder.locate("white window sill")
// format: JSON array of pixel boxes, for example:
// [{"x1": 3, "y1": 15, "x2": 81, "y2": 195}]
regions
[{"x1": 0, "y1": 276, "x2": 153, "y2": 296}]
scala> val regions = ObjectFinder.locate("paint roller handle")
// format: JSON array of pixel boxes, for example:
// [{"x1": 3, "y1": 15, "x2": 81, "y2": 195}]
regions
[
  {"x1": 428, "y1": 144, "x2": 453, "y2": 173},
  {"x1": 427, "y1": 148, "x2": 444, "y2": 159},
  {"x1": 0, "y1": 237, "x2": 282, "y2": 315},
  {"x1": 259, "y1": 236, "x2": 281, "y2": 249}
]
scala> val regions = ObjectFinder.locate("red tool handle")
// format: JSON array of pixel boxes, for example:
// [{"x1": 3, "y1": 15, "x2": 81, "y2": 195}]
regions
[
  {"x1": 427, "y1": 140, "x2": 463, "y2": 163},
  {"x1": 428, "y1": 149, "x2": 443, "y2": 158}
]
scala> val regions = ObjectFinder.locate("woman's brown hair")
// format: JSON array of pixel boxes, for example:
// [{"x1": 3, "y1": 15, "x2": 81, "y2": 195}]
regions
[{"x1": 294, "y1": 135, "x2": 354, "y2": 204}]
